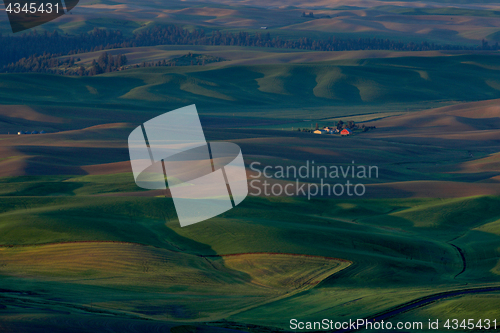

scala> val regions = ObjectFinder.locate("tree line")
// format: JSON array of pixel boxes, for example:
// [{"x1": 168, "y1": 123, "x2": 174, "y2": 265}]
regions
[
  {"x1": 0, "y1": 51, "x2": 226, "y2": 76},
  {"x1": 1, "y1": 52, "x2": 128, "y2": 75},
  {"x1": 0, "y1": 52, "x2": 75, "y2": 74},
  {"x1": 1, "y1": 25, "x2": 498, "y2": 73},
  {"x1": 134, "y1": 52, "x2": 224, "y2": 68}
]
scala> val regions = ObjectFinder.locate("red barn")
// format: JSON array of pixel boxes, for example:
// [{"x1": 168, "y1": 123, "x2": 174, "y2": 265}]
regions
[{"x1": 341, "y1": 129, "x2": 352, "y2": 136}]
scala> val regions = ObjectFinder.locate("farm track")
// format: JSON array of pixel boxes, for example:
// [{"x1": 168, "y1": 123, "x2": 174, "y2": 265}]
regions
[{"x1": 333, "y1": 285, "x2": 500, "y2": 332}]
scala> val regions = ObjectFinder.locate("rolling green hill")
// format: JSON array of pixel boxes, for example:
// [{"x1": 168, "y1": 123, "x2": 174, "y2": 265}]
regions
[
  {"x1": 1, "y1": 48, "x2": 500, "y2": 332},
  {"x1": 2, "y1": 1, "x2": 500, "y2": 331},
  {"x1": 0, "y1": 194, "x2": 499, "y2": 329},
  {"x1": 1, "y1": 54, "x2": 500, "y2": 116}
]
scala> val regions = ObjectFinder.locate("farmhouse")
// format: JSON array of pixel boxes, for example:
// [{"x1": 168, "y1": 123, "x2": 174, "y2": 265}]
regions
[
  {"x1": 341, "y1": 129, "x2": 352, "y2": 136},
  {"x1": 320, "y1": 126, "x2": 340, "y2": 134},
  {"x1": 313, "y1": 129, "x2": 326, "y2": 134}
]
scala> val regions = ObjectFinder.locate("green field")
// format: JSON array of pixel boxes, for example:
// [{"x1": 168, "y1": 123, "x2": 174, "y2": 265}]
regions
[
  {"x1": 0, "y1": 193, "x2": 499, "y2": 330},
  {"x1": 1, "y1": 54, "x2": 500, "y2": 125},
  {"x1": 2, "y1": 4, "x2": 500, "y2": 329}
]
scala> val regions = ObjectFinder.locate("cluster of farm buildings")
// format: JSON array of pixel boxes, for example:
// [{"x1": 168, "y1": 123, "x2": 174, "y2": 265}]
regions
[{"x1": 313, "y1": 127, "x2": 352, "y2": 136}]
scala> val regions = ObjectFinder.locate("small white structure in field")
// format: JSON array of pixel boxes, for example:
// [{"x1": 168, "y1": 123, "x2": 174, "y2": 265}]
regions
[
  {"x1": 260, "y1": 27, "x2": 268, "y2": 29},
  {"x1": 18, "y1": 131, "x2": 24, "y2": 135}
]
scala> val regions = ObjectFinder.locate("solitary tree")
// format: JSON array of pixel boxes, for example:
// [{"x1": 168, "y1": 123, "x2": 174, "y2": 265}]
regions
[{"x1": 336, "y1": 120, "x2": 344, "y2": 130}]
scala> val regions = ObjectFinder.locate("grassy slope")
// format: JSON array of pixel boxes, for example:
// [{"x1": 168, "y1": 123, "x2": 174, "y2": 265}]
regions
[
  {"x1": 0, "y1": 243, "x2": 348, "y2": 321},
  {"x1": 0, "y1": 194, "x2": 499, "y2": 327},
  {"x1": 0, "y1": 53, "x2": 499, "y2": 330},
  {"x1": 1, "y1": 54, "x2": 500, "y2": 117}
]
